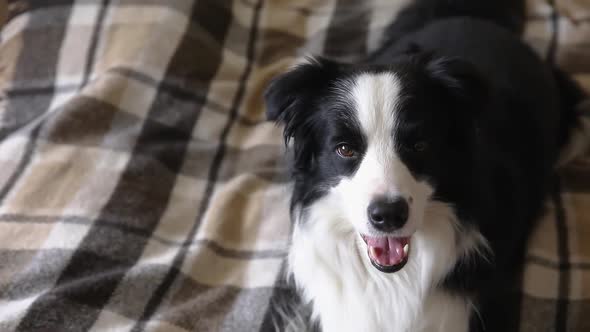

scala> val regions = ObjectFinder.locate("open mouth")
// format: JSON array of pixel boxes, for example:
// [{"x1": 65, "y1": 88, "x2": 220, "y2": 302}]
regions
[{"x1": 360, "y1": 234, "x2": 410, "y2": 273}]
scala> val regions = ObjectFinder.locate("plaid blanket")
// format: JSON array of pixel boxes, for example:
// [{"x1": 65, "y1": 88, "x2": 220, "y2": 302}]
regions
[{"x1": 0, "y1": 0, "x2": 589, "y2": 331}]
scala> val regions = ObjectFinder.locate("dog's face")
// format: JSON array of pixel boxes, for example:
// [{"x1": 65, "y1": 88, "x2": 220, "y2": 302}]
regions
[{"x1": 266, "y1": 55, "x2": 487, "y2": 273}]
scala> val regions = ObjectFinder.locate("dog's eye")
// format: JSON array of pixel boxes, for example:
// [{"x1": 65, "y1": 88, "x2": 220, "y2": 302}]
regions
[
  {"x1": 336, "y1": 144, "x2": 356, "y2": 158},
  {"x1": 413, "y1": 141, "x2": 428, "y2": 152}
]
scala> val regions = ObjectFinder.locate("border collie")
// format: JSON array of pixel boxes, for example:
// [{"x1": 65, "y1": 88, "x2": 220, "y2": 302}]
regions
[{"x1": 265, "y1": 0, "x2": 587, "y2": 331}]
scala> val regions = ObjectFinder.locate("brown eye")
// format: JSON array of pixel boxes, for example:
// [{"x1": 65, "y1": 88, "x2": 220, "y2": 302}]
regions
[
  {"x1": 336, "y1": 144, "x2": 356, "y2": 158},
  {"x1": 413, "y1": 141, "x2": 428, "y2": 152}
]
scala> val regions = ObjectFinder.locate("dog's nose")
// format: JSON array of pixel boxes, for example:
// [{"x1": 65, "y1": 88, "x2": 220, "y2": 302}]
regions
[{"x1": 367, "y1": 197, "x2": 409, "y2": 232}]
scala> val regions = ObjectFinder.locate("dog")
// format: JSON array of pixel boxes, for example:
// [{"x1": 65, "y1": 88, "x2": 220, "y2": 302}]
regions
[{"x1": 264, "y1": 0, "x2": 587, "y2": 331}]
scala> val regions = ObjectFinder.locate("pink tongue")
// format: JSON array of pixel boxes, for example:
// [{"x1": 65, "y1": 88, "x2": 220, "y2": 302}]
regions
[{"x1": 364, "y1": 236, "x2": 409, "y2": 266}]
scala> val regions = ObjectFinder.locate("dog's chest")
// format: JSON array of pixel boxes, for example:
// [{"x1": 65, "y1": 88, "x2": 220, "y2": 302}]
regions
[
  {"x1": 289, "y1": 233, "x2": 472, "y2": 332},
  {"x1": 307, "y1": 280, "x2": 470, "y2": 332}
]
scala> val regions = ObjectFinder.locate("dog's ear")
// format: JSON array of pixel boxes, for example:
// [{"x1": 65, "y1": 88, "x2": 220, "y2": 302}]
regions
[
  {"x1": 264, "y1": 57, "x2": 342, "y2": 172},
  {"x1": 421, "y1": 54, "x2": 489, "y2": 112},
  {"x1": 264, "y1": 57, "x2": 341, "y2": 142}
]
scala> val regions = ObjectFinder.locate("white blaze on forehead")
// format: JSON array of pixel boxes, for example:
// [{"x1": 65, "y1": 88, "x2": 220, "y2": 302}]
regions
[
  {"x1": 348, "y1": 72, "x2": 408, "y2": 196},
  {"x1": 350, "y1": 72, "x2": 401, "y2": 154},
  {"x1": 336, "y1": 71, "x2": 433, "y2": 237}
]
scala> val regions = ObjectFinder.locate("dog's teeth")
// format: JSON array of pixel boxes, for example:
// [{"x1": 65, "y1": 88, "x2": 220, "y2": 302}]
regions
[
  {"x1": 403, "y1": 243, "x2": 409, "y2": 256},
  {"x1": 369, "y1": 246, "x2": 378, "y2": 259}
]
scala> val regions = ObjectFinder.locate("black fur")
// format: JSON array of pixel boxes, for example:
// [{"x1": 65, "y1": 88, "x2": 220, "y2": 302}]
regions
[{"x1": 264, "y1": 0, "x2": 587, "y2": 331}]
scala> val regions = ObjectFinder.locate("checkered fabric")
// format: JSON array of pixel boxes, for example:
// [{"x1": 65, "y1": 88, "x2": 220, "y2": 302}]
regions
[{"x1": 0, "y1": 0, "x2": 589, "y2": 331}]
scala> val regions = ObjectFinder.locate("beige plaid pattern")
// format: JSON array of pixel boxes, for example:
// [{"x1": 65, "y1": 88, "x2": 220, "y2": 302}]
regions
[{"x1": 0, "y1": 0, "x2": 589, "y2": 331}]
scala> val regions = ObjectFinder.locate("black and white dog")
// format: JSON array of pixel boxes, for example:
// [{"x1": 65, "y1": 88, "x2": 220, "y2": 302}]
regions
[{"x1": 265, "y1": 0, "x2": 587, "y2": 331}]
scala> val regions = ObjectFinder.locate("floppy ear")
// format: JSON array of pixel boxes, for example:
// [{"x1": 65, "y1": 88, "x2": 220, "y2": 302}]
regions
[
  {"x1": 264, "y1": 57, "x2": 342, "y2": 172},
  {"x1": 264, "y1": 57, "x2": 341, "y2": 142},
  {"x1": 422, "y1": 54, "x2": 489, "y2": 111}
]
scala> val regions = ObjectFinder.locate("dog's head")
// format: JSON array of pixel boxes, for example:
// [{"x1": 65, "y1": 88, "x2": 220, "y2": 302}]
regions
[{"x1": 265, "y1": 54, "x2": 487, "y2": 273}]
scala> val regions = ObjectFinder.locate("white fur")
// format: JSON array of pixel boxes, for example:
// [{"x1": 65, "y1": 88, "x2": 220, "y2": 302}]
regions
[
  {"x1": 290, "y1": 199, "x2": 486, "y2": 332},
  {"x1": 288, "y1": 73, "x2": 490, "y2": 331},
  {"x1": 343, "y1": 73, "x2": 433, "y2": 237}
]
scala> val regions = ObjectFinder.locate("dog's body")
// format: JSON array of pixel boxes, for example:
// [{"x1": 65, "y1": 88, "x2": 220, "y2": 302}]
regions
[{"x1": 265, "y1": 1, "x2": 587, "y2": 331}]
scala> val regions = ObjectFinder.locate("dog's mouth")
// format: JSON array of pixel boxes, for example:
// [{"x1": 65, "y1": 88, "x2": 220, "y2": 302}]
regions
[{"x1": 360, "y1": 234, "x2": 410, "y2": 273}]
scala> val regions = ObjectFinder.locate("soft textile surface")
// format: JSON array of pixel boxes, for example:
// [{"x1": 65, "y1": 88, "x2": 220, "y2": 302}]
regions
[{"x1": 0, "y1": 0, "x2": 589, "y2": 331}]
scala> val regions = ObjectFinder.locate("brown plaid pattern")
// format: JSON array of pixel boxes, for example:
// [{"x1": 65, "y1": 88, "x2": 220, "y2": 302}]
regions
[{"x1": 0, "y1": 0, "x2": 589, "y2": 331}]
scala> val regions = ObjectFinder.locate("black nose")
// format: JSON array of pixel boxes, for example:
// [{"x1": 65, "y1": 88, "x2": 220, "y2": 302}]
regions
[{"x1": 367, "y1": 197, "x2": 409, "y2": 232}]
